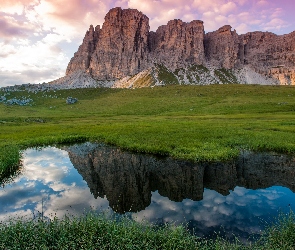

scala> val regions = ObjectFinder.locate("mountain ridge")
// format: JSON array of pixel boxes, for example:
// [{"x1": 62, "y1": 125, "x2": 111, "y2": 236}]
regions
[{"x1": 50, "y1": 7, "x2": 295, "y2": 88}]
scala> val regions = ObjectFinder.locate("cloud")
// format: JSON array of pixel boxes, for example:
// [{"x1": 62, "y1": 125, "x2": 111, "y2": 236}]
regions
[
  {"x1": 0, "y1": 0, "x2": 39, "y2": 15},
  {"x1": 233, "y1": 0, "x2": 247, "y2": 5},
  {"x1": 220, "y1": 2, "x2": 237, "y2": 15},
  {"x1": 0, "y1": 13, "x2": 37, "y2": 39},
  {"x1": 0, "y1": 43, "x2": 17, "y2": 58},
  {"x1": 0, "y1": 147, "x2": 112, "y2": 222},
  {"x1": 0, "y1": 68, "x2": 64, "y2": 86},
  {"x1": 235, "y1": 23, "x2": 250, "y2": 34},
  {"x1": 22, "y1": 147, "x2": 71, "y2": 182},
  {"x1": 128, "y1": 0, "x2": 154, "y2": 15},
  {"x1": 30, "y1": 0, "x2": 112, "y2": 38},
  {"x1": 263, "y1": 18, "x2": 288, "y2": 31},
  {"x1": 256, "y1": 0, "x2": 269, "y2": 7},
  {"x1": 133, "y1": 185, "x2": 294, "y2": 240},
  {"x1": 128, "y1": 0, "x2": 192, "y2": 30},
  {"x1": 271, "y1": 8, "x2": 284, "y2": 19},
  {"x1": 0, "y1": 31, "x2": 72, "y2": 86}
]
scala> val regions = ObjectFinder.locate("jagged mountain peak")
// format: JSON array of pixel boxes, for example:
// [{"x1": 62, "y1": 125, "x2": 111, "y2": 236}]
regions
[{"x1": 53, "y1": 7, "x2": 295, "y2": 88}]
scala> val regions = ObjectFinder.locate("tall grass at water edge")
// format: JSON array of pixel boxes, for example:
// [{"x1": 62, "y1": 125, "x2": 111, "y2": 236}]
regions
[
  {"x1": 0, "y1": 211, "x2": 294, "y2": 249},
  {"x1": 0, "y1": 145, "x2": 21, "y2": 185}
]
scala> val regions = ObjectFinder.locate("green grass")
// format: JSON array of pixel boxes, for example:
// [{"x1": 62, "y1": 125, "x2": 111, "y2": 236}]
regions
[
  {"x1": 0, "y1": 213, "x2": 196, "y2": 250},
  {"x1": 0, "y1": 84, "x2": 295, "y2": 180},
  {"x1": 0, "y1": 211, "x2": 294, "y2": 249},
  {"x1": 0, "y1": 144, "x2": 21, "y2": 185},
  {"x1": 258, "y1": 210, "x2": 295, "y2": 249}
]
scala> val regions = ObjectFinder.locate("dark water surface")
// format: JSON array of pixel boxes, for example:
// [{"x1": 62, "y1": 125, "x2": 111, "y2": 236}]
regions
[{"x1": 1, "y1": 142, "x2": 295, "y2": 242}]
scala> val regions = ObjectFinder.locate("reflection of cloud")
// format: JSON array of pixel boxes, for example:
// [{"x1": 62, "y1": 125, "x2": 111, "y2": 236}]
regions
[
  {"x1": 0, "y1": 147, "x2": 111, "y2": 222},
  {"x1": 132, "y1": 186, "x2": 292, "y2": 240},
  {"x1": 22, "y1": 147, "x2": 70, "y2": 184},
  {"x1": 39, "y1": 186, "x2": 110, "y2": 219},
  {"x1": 0, "y1": 185, "x2": 37, "y2": 204},
  {"x1": 0, "y1": 210, "x2": 33, "y2": 222}
]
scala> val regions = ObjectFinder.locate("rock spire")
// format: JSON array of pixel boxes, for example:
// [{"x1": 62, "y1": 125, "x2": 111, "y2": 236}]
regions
[{"x1": 64, "y1": 7, "x2": 295, "y2": 85}]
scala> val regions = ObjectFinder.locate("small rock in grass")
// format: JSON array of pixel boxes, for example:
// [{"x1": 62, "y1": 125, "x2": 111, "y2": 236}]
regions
[{"x1": 66, "y1": 96, "x2": 78, "y2": 104}]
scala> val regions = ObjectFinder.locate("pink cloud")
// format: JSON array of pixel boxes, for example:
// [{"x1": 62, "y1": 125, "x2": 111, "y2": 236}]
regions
[
  {"x1": 0, "y1": 0, "x2": 37, "y2": 5},
  {"x1": 21, "y1": 0, "x2": 113, "y2": 40},
  {"x1": 235, "y1": 23, "x2": 250, "y2": 34},
  {"x1": 271, "y1": 8, "x2": 284, "y2": 18},
  {"x1": 0, "y1": 14, "x2": 35, "y2": 39},
  {"x1": 127, "y1": 0, "x2": 155, "y2": 16},
  {"x1": 0, "y1": 0, "x2": 39, "y2": 14},
  {"x1": 1, "y1": 0, "x2": 294, "y2": 37},
  {"x1": 219, "y1": 2, "x2": 237, "y2": 15},
  {"x1": 237, "y1": 12, "x2": 251, "y2": 22},
  {"x1": 33, "y1": 0, "x2": 106, "y2": 25},
  {"x1": 38, "y1": 0, "x2": 103, "y2": 22},
  {"x1": 263, "y1": 18, "x2": 288, "y2": 31},
  {"x1": 20, "y1": 0, "x2": 293, "y2": 35},
  {"x1": 256, "y1": 0, "x2": 269, "y2": 7},
  {"x1": 233, "y1": 0, "x2": 247, "y2": 5},
  {"x1": 192, "y1": 0, "x2": 221, "y2": 12}
]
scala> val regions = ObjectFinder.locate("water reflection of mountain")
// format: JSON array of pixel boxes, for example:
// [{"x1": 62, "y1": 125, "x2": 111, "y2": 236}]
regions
[
  {"x1": 204, "y1": 151, "x2": 295, "y2": 195},
  {"x1": 65, "y1": 143, "x2": 295, "y2": 213}
]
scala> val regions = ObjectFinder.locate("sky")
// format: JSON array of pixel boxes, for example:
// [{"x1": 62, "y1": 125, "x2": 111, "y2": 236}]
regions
[{"x1": 0, "y1": 0, "x2": 294, "y2": 87}]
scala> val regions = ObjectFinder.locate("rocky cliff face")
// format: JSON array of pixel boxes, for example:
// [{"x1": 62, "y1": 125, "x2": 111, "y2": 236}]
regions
[
  {"x1": 66, "y1": 25, "x2": 100, "y2": 75},
  {"x1": 67, "y1": 7, "x2": 150, "y2": 80},
  {"x1": 204, "y1": 25, "x2": 240, "y2": 69},
  {"x1": 63, "y1": 7, "x2": 295, "y2": 86},
  {"x1": 239, "y1": 31, "x2": 295, "y2": 85},
  {"x1": 150, "y1": 19, "x2": 205, "y2": 69},
  {"x1": 66, "y1": 7, "x2": 206, "y2": 81},
  {"x1": 90, "y1": 7, "x2": 150, "y2": 80}
]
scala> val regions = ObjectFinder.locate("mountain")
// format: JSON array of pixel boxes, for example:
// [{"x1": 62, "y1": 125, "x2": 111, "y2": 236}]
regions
[{"x1": 50, "y1": 7, "x2": 295, "y2": 88}]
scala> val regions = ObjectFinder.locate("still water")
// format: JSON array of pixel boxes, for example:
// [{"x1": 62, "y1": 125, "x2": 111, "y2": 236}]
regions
[{"x1": 1, "y1": 142, "x2": 295, "y2": 242}]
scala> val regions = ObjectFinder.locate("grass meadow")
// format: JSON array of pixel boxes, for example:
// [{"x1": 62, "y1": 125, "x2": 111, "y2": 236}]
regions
[
  {"x1": 0, "y1": 84, "x2": 295, "y2": 248},
  {"x1": 1, "y1": 84, "x2": 294, "y2": 166}
]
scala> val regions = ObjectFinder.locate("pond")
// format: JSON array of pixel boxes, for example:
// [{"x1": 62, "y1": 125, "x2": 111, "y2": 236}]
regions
[{"x1": 1, "y1": 142, "x2": 295, "y2": 242}]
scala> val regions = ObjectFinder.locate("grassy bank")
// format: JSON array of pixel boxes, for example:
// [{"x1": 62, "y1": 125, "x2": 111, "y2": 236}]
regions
[
  {"x1": 0, "y1": 144, "x2": 21, "y2": 184},
  {"x1": 0, "y1": 84, "x2": 295, "y2": 179},
  {"x1": 0, "y1": 211, "x2": 294, "y2": 249}
]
